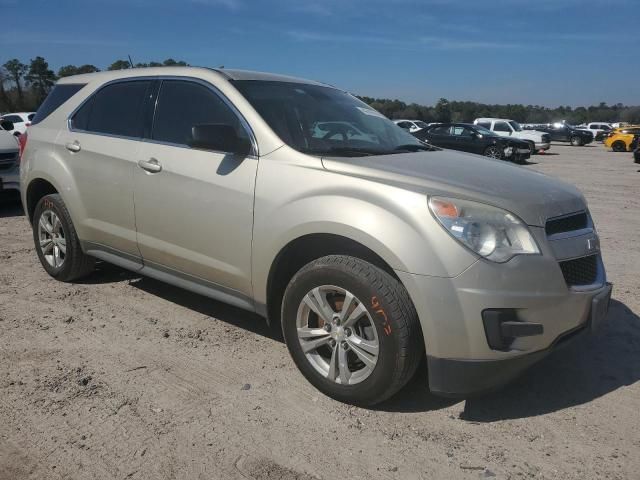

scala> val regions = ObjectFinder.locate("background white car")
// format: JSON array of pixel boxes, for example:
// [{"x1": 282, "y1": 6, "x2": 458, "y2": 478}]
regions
[
  {"x1": 0, "y1": 119, "x2": 20, "y2": 192},
  {"x1": 474, "y1": 117, "x2": 550, "y2": 153},
  {"x1": 0, "y1": 112, "x2": 36, "y2": 136},
  {"x1": 577, "y1": 122, "x2": 612, "y2": 141},
  {"x1": 393, "y1": 119, "x2": 431, "y2": 133}
]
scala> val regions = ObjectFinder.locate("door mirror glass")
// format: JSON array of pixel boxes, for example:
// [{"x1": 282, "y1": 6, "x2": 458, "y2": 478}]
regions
[
  {"x1": 190, "y1": 123, "x2": 251, "y2": 155},
  {"x1": 0, "y1": 120, "x2": 14, "y2": 131}
]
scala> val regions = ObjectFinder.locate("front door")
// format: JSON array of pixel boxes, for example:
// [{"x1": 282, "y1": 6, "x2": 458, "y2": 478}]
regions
[{"x1": 133, "y1": 79, "x2": 258, "y2": 296}]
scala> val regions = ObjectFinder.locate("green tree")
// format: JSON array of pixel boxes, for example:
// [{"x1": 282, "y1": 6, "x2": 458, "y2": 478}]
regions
[
  {"x1": 0, "y1": 67, "x2": 14, "y2": 111},
  {"x1": 163, "y1": 58, "x2": 188, "y2": 66},
  {"x1": 77, "y1": 64, "x2": 100, "y2": 74},
  {"x1": 434, "y1": 98, "x2": 452, "y2": 123},
  {"x1": 58, "y1": 65, "x2": 79, "y2": 77},
  {"x1": 3, "y1": 58, "x2": 28, "y2": 108},
  {"x1": 108, "y1": 59, "x2": 131, "y2": 71},
  {"x1": 25, "y1": 56, "x2": 57, "y2": 104}
]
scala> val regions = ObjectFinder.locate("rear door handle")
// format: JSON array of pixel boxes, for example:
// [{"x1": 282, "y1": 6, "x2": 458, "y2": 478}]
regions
[
  {"x1": 138, "y1": 158, "x2": 162, "y2": 173},
  {"x1": 65, "y1": 141, "x2": 81, "y2": 152}
]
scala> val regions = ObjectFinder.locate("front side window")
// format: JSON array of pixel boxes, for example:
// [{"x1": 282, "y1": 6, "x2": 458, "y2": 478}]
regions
[
  {"x1": 494, "y1": 122, "x2": 512, "y2": 132},
  {"x1": 451, "y1": 126, "x2": 473, "y2": 137},
  {"x1": 233, "y1": 80, "x2": 422, "y2": 156},
  {"x1": 508, "y1": 121, "x2": 522, "y2": 131},
  {"x1": 429, "y1": 125, "x2": 450, "y2": 136},
  {"x1": 72, "y1": 80, "x2": 150, "y2": 138},
  {"x1": 152, "y1": 80, "x2": 245, "y2": 147}
]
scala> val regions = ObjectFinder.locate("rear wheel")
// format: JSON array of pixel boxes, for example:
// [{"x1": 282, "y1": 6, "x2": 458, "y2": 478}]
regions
[
  {"x1": 612, "y1": 141, "x2": 626, "y2": 152},
  {"x1": 570, "y1": 136, "x2": 583, "y2": 146},
  {"x1": 483, "y1": 145, "x2": 503, "y2": 159},
  {"x1": 32, "y1": 194, "x2": 94, "y2": 281},
  {"x1": 281, "y1": 255, "x2": 423, "y2": 406}
]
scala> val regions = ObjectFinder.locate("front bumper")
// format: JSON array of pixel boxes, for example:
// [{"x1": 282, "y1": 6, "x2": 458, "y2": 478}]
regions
[
  {"x1": 534, "y1": 142, "x2": 551, "y2": 151},
  {"x1": 396, "y1": 226, "x2": 611, "y2": 397}
]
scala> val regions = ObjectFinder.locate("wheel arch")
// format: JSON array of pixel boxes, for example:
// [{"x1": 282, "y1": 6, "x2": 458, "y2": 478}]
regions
[
  {"x1": 264, "y1": 233, "x2": 403, "y2": 328},
  {"x1": 25, "y1": 177, "x2": 60, "y2": 222}
]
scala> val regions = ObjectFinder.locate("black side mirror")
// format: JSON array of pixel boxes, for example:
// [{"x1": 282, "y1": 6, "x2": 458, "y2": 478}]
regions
[
  {"x1": 190, "y1": 124, "x2": 251, "y2": 156},
  {"x1": 0, "y1": 120, "x2": 14, "y2": 131}
]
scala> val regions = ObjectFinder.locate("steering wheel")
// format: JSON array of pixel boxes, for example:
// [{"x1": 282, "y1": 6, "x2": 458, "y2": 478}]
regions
[{"x1": 322, "y1": 124, "x2": 351, "y2": 142}]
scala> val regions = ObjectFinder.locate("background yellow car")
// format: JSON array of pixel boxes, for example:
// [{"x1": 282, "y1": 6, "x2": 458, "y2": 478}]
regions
[{"x1": 604, "y1": 126, "x2": 640, "y2": 152}]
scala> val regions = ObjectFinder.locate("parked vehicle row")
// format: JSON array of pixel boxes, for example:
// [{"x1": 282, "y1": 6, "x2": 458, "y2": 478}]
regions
[
  {"x1": 20, "y1": 67, "x2": 611, "y2": 405},
  {"x1": 473, "y1": 118, "x2": 550, "y2": 153},
  {"x1": 522, "y1": 122, "x2": 594, "y2": 146},
  {"x1": 576, "y1": 122, "x2": 612, "y2": 141},
  {"x1": 413, "y1": 122, "x2": 532, "y2": 163}
]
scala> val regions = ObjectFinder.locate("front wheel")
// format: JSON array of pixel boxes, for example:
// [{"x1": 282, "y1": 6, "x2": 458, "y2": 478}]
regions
[
  {"x1": 484, "y1": 145, "x2": 503, "y2": 159},
  {"x1": 281, "y1": 255, "x2": 424, "y2": 406},
  {"x1": 32, "y1": 194, "x2": 95, "y2": 281},
  {"x1": 570, "y1": 136, "x2": 583, "y2": 146},
  {"x1": 528, "y1": 142, "x2": 537, "y2": 155}
]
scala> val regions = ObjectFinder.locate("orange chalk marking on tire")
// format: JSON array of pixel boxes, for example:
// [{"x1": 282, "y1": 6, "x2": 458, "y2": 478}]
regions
[{"x1": 371, "y1": 296, "x2": 392, "y2": 335}]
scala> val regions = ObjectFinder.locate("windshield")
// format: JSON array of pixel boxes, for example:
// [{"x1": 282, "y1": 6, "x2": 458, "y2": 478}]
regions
[
  {"x1": 233, "y1": 80, "x2": 423, "y2": 156},
  {"x1": 474, "y1": 125, "x2": 499, "y2": 137},
  {"x1": 508, "y1": 121, "x2": 522, "y2": 132}
]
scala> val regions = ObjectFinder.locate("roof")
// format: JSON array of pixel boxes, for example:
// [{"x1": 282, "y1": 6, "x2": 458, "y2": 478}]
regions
[
  {"x1": 56, "y1": 65, "x2": 330, "y2": 87},
  {"x1": 474, "y1": 118, "x2": 515, "y2": 122}
]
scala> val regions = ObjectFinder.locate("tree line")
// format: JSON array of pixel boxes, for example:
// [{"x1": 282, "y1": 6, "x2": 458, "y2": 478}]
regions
[
  {"x1": 358, "y1": 96, "x2": 640, "y2": 125},
  {"x1": 1, "y1": 55, "x2": 638, "y2": 125},
  {"x1": 0, "y1": 57, "x2": 188, "y2": 112}
]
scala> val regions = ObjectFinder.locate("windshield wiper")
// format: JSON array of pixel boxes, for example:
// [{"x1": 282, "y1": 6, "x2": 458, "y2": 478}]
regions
[
  {"x1": 393, "y1": 143, "x2": 436, "y2": 152},
  {"x1": 301, "y1": 146, "x2": 383, "y2": 157}
]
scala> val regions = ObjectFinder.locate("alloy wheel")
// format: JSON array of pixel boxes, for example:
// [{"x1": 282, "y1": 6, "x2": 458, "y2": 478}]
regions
[
  {"x1": 295, "y1": 285, "x2": 379, "y2": 385},
  {"x1": 485, "y1": 146, "x2": 502, "y2": 159},
  {"x1": 38, "y1": 210, "x2": 66, "y2": 268}
]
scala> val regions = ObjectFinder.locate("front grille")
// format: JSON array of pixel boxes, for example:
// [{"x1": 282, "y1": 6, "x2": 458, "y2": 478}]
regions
[
  {"x1": 0, "y1": 152, "x2": 18, "y2": 161},
  {"x1": 559, "y1": 255, "x2": 599, "y2": 286},
  {"x1": 545, "y1": 212, "x2": 588, "y2": 236}
]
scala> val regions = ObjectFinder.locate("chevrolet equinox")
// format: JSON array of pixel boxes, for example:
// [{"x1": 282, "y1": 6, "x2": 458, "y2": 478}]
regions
[{"x1": 20, "y1": 67, "x2": 612, "y2": 405}]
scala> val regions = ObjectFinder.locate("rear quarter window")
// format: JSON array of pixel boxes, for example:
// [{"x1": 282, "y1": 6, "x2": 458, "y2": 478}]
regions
[{"x1": 31, "y1": 84, "x2": 87, "y2": 125}]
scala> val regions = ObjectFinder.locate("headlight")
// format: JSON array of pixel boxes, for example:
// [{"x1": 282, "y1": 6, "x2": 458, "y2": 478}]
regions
[
  {"x1": 428, "y1": 197, "x2": 540, "y2": 263},
  {"x1": 503, "y1": 146, "x2": 513, "y2": 156}
]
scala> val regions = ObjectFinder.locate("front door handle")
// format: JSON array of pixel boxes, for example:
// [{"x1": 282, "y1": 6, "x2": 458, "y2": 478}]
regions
[
  {"x1": 138, "y1": 158, "x2": 162, "y2": 173},
  {"x1": 65, "y1": 141, "x2": 81, "y2": 153}
]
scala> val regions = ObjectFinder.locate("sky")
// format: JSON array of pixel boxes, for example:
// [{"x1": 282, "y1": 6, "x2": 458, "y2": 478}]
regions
[{"x1": 1, "y1": 0, "x2": 638, "y2": 107}]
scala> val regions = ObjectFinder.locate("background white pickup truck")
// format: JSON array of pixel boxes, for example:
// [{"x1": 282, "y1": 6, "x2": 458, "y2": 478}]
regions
[{"x1": 474, "y1": 118, "x2": 551, "y2": 153}]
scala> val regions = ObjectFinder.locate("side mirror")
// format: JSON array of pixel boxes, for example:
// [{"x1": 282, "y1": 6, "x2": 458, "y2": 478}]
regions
[
  {"x1": 0, "y1": 120, "x2": 14, "y2": 131},
  {"x1": 190, "y1": 124, "x2": 251, "y2": 156}
]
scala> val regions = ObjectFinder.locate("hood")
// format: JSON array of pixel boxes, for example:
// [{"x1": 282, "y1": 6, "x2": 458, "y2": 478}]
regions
[
  {"x1": 514, "y1": 130, "x2": 545, "y2": 141},
  {"x1": 0, "y1": 131, "x2": 19, "y2": 152},
  {"x1": 495, "y1": 136, "x2": 530, "y2": 148},
  {"x1": 322, "y1": 149, "x2": 586, "y2": 227}
]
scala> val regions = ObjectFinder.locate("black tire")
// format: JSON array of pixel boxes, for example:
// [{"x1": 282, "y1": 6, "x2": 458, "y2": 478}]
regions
[
  {"x1": 570, "y1": 136, "x2": 583, "y2": 147},
  {"x1": 32, "y1": 194, "x2": 94, "y2": 281},
  {"x1": 612, "y1": 141, "x2": 626, "y2": 152},
  {"x1": 281, "y1": 255, "x2": 423, "y2": 406},
  {"x1": 528, "y1": 141, "x2": 537, "y2": 156}
]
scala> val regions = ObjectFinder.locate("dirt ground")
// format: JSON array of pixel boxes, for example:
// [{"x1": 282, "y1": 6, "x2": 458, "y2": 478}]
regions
[{"x1": 1, "y1": 143, "x2": 639, "y2": 480}]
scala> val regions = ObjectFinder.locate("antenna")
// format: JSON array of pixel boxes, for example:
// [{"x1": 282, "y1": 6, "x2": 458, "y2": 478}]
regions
[{"x1": 128, "y1": 55, "x2": 135, "y2": 68}]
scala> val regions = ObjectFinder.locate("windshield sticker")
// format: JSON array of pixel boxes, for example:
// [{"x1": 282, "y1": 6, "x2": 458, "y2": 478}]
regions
[{"x1": 357, "y1": 107, "x2": 386, "y2": 119}]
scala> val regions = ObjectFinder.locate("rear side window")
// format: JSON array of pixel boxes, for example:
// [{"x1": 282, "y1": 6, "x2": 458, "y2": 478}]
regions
[
  {"x1": 31, "y1": 84, "x2": 86, "y2": 125},
  {"x1": 429, "y1": 126, "x2": 450, "y2": 135},
  {"x1": 152, "y1": 80, "x2": 243, "y2": 146},
  {"x1": 27, "y1": 113, "x2": 35, "y2": 121},
  {"x1": 72, "y1": 80, "x2": 150, "y2": 138}
]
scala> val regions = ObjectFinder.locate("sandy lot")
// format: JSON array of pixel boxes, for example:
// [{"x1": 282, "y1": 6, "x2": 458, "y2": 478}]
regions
[{"x1": 1, "y1": 143, "x2": 639, "y2": 480}]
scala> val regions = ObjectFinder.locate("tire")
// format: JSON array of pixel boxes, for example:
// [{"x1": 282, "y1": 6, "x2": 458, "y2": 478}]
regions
[
  {"x1": 32, "y1": 194, "x2": 94, "y2": 282},
  {"x1": 281, "y1": 255, "x2": 423, "y2": 406},
  {"x1": 570, "y1": 136, "x2": 583, "y2": 146},
  {"x1": 528, "y1": 141, "x2": 537, "y2": 156},
  {"x1": 612, "y1": 141, "x2": 626, "y2": 152},
  {"x1": 483, "y1": 145, "x2": 503, "y2": 159}
]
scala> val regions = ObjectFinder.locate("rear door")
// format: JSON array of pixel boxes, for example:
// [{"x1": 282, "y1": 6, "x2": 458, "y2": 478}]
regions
[
  {"x1": 425, "y1": 125, "x2": 456, "y2": 149},
  {"x1": 451, "y1": 125, "x2": 481, "y2": 154},
  {"x1": 133, "y1": 79, "x2": 258, "y2": 297},
  {"x1": 56, "y1": 79, "x2": 152, "y2": 258}
]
